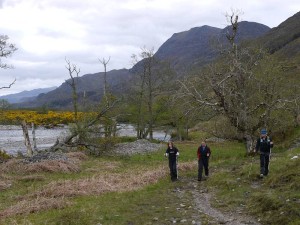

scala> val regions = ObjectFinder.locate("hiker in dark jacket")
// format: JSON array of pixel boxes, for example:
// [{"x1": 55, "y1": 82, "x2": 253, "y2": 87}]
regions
[
  {"x1": 165, "y1": 141, "x2": 179, "y2": 181},
  {"x1": 255, "y1": 129, "x2": 274, "y2": 177},
  {"x1": 197, "y1": 141, "x2": 211, "y2": 181}
]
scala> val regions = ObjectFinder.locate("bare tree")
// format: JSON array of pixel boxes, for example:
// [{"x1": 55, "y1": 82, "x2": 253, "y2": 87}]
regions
[
  {"x1": 50, "y1": 59, "x2": 119, "y2": 153},
  {"x1": 0, "y1": 35, "x2": 17, "y2": 69},
  {"x1": 99, "y1": 57, "x2": 111, "y2": 107},
  {"x1": 21, "y1": 120, "x2": 33, "y2": 157},
  {"x1": 65, "y1": 58, "x2": 80, "y2": 124},
  {"x1": 177, "y1": 12, "x2": 297, "y2": 152},
  {"x1": 0, "y1": 35, "x2": 17, "y2": 89},
  {"x1": 131, "y1": 47, "x2": 174, "y2": 140}
]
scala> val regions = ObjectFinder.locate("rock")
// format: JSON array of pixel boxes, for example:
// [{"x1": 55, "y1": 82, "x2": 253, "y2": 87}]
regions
[
  {"x1": 113, "y1": 139, "x2": 163, "y2": 155},
  {"x1": 22, "y1": 152, "x2": 69, "y2": 163}
]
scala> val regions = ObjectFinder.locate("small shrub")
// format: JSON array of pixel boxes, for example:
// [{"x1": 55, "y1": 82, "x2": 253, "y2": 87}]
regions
[{"x1": 0, "y1": 149, "x2": 11, "y2": 162}]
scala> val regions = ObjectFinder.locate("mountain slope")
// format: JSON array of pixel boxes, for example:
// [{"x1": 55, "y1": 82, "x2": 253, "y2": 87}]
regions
[
  {"x1": 257, "y1": 11, "x2": 300, "y2": 57},
  {"x1": 0, "y1": 87, "x2": 57, "y2": 104},
  {"x1": 18, "y1": 16, "x2": 300, "y2": 109},
  {"x1": 154, "y1": 21, "x2": 270, "y2": 70},
  {"x1": 16, "y1": 69, "x2": 131, "y2": 109}
]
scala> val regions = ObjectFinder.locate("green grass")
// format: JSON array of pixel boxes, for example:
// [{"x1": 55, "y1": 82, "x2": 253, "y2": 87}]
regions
[{"x1": 0, "y1": 130, "x2": 299, "y2": 224}]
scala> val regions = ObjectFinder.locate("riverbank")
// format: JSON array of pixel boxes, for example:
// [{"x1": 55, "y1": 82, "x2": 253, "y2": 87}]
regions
[
  {"x1": 0, "y1": 125, "x2": 69, "y2": 155},
  {"x1": 0, "y1": 124, "x2": 170, "y2": 155}
]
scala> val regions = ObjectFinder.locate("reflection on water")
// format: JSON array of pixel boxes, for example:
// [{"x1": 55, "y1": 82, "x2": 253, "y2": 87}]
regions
[{"x1": 0, "y1": 124, "x2": 170, "y2": 155}]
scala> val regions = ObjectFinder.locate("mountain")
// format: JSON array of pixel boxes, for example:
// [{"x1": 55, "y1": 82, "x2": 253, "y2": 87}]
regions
[
  {"x1": 16, "y1": 69, "x2": 131, "y2": 109},
  {"x1": 0, "y1": 87, "x2": 57, "y2": 104},
  {"x1": 16, "y1": 13, "x2": 300, "y2": 109},
  {"x1": 154, "y1": 21, "x2": 270, "y2": 70},
  {"x1": 252, "y1": 11, "x2": 300, "y2": 83},
  {"x1": 256, "y1": 11, "x2": 300, "y2": 59}
]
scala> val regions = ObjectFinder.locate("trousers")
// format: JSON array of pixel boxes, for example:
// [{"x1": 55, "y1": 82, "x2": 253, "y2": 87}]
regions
[
  {"x1": 169, "y1": 158, "x2": 177, "y2": 180},
  {"x1": 260, "y1": 153, "x2": 270, "y2": 176},
  {"x1": 198, "y1": 159, "x2": 209, "y2": 180}
]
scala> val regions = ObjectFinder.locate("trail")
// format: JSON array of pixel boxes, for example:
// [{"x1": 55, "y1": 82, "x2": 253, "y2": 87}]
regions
[{"x1": 173, "y1": 177, "x2": 261, "y2": 225}]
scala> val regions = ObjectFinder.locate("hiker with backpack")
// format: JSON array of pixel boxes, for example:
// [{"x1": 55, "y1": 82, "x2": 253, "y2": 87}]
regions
[
  {"x1": 197, "y1": 141, "x2": 211, "y2": 181},
  {"x1": 165, "y1": 141, "x2": 179, "y2": 181},
  {"x1": 254, "y1": 129, "x2": 274, "y2": 178}
]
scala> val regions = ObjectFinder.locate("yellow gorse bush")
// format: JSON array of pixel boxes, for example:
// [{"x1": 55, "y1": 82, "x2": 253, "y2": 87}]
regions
[{"x1": 0, "y1": 110, "x2": 89, "y2": 126}]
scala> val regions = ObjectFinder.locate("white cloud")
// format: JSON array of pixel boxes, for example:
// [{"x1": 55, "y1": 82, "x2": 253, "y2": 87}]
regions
[{"x1": 0, "y1": 0, "x2": 299, "y2": 96}]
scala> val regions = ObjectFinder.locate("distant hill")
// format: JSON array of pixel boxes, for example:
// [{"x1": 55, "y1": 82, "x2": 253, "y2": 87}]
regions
[
  {"x1": 16, "y1": 69, "x2": 131, "y2": 109},
  {"x1": 154, "y1": 21, "x2": 270, "y2": 70},
  {"x1": 14, "y1": 11, "x2": 300, "y2": 109},
  {"x1": 0, "y1": 87, "x2": 57, "y2": 104}
]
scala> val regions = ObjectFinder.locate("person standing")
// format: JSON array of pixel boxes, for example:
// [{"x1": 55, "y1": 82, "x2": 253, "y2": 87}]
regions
[
  {"x1": 165, "y1": 141, "x2": 179, "y2": 181},
  {"x1": 197, "y1": 141, "x2": 211, "y2": 181},
  {"x1": 255, "y1": 129, "x2": 274, "y2": 178}
]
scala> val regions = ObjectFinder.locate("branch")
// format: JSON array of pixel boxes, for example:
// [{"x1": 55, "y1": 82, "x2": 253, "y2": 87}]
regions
[
  {"x1": 0, "y1": 78, "x2": 16, "y2": 90},
  {"x1": 177, "y1": 79, "x2": 218, "y2": 107}
]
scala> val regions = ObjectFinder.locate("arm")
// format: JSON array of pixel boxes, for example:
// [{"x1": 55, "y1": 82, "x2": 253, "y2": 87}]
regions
[
  {"x1": 165, "y1": 148, "x2": 169, "y2": 157},
  {"x1": 207, "y1": 146, "x2": 211, "y2": 157},
  {"x1": 197, "y1": 147, "x2": 200, "y2": 160},
  {"x1": 269, "y1": 137, "x2": 274, "y2": 148}
]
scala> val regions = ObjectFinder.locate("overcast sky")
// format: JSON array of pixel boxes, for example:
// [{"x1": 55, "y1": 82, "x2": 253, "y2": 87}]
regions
[{"x1": 0, "y1": 0, "x2": 299, "y2": 96}]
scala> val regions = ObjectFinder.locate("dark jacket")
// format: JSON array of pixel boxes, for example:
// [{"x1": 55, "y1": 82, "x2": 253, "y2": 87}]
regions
[
  {"x1": 255, "y1": 136, "x2": 273, "y2": 154},
  {"x1": 166, "y1": 147, "x2": 179, "y2": 161},
  {"x1": 197, "y1": 145, "x2": 211, "y2": 161}
]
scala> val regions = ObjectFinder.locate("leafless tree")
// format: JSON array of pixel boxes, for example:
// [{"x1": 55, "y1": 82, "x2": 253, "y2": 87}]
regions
[
  {"x1": 131, "y1": 47, "x2": 174, "y2": 140},
  {"x1": 99, "y1": 57, "x2": 111, "y2": 107},
  {"x1": 65, "y1": 58, "x2": 80, "y2": 124},
  {"x1": 50, "y1": 59, "x2": 118, "y2": 153},
  {"x1": 0, "y1": 35, "x2": 17, "y2": 69},
  {"x1": 177, "y1": 12, "x2": 296, "y2": 152},
  {"x1": 1, "y1": 35, "x2": 17, "y2": 89}
]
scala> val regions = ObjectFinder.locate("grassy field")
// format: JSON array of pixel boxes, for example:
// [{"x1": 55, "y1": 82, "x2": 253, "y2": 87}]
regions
[{"x1": 0, "y1": 131, "x2": 299, "y2": 225}]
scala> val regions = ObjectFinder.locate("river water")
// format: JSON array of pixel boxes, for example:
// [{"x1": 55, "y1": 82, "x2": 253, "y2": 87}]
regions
[{"x1": 0, "y1": 124, "x2": 170, "y2": 155}]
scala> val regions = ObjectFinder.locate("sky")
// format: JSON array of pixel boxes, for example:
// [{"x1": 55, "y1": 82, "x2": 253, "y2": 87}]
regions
[{"x1": 0, "y1": 0, "x2": 299, "y2": 96}]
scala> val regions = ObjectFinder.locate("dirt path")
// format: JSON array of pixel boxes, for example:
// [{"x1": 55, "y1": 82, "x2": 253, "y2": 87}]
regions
[{"x1": 173, "y1": 177, "x2": 261, "y2": 225}]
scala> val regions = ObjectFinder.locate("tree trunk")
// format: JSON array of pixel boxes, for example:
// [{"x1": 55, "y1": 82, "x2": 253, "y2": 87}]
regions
[
  {"x1": 244, "y1": 134, "x2": 255, "y2": 153},
  {"x1": 21, "y1": 120, "x2": 33, "y2": 157},
  {"x1": 32, "y1": 122, "x2": 37, "y2": 152}
]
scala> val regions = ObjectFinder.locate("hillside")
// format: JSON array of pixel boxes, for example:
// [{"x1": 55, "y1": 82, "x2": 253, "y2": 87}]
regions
[
  {"x1": 13, "y1": 11, "x2": 300, "y2": 109},
  {"x1": 257, "y1": 11, "x2": 300, "y2": 57},
  {"x1": 155, "y1": 21, "x2": 270, "y2": 70},
  {"x1": 16, "y1": 69, "x2": 131, "y2": 109},
  {"x1": 0, "y1": 87, "x2": 56, "y2": 104}
]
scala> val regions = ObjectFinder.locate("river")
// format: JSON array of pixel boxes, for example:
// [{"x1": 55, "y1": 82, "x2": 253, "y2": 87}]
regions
[{"x1": 0, "y1": 124, "x2": 170, "y2": 155}]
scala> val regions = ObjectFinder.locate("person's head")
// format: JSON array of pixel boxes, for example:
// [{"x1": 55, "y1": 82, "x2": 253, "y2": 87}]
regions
[
  {"x1": 260, "y1": 129, "x2": 267, "y2": 138},
  {"x1": 201, "y1": 141, "x2": 206, "y2": 147},
  {"x1": 168, "y1": 141, "x2": 174, "y2": 148}
]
